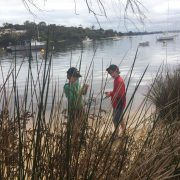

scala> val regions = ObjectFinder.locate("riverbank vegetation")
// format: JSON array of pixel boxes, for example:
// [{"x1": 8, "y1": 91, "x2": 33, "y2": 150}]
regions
[
  {"x1": 0, "y1": 46, "x2": 180, "y2": 179},
  {"x1": 148, "y1": 65, "x2": 180, "y2": 123},
  {"x1": 0, "y1": 21, "x2": 164, "y2": 48}
]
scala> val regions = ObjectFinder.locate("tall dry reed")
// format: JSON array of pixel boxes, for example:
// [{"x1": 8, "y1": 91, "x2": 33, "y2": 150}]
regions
[{"x1": 0, "y1": 44, "x2": 180, "y2": 179}]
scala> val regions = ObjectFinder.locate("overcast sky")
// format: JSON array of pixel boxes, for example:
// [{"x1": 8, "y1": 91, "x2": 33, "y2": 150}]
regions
[{"x1": 0, "y1": 0, "x2": 180, "y2": 32}]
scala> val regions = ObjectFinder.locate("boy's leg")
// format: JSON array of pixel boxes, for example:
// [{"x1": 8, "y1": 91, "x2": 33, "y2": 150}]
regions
[
  {"x1": 113, "y1": 108, "x2": 124, "y2": 136},
  {"x1": 120, "y1": 119, "x2": 125, "y2": 134},
  {"x1": 113, "y1": 110, "x2": 120, "y2": 136},
  {"x1": 113, "y1": 123, "x2": 119, "y2": 137}
]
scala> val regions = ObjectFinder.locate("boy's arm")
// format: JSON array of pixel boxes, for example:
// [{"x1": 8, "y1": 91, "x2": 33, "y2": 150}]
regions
[
  {"x1": 64, "y1": 84, "x2": 68, "y2": 98},
  {"x1": 105, "y1": 87, "x2": 115, "y2": 97},
  {"x1": 117, "y1": 79, "x2": 125, "y2": 98},
  {"x1": 79, "y1": 84, "x2": 89, "y2": 95},
  {"x1": 64, "y1": 84, "x2": 73, "y2": 100},
  {"x1": 110, "y1": 79, "x2": 124, "y2": 98},
  {"x1": 109, "y1": 80, "x2": 117, "y2": 97},
  {"x1": 105, "y1": 79, "x2": 125, "y2": 99}
]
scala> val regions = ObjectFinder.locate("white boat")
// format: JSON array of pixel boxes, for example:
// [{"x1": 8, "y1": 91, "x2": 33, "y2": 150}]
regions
[
  {"x1": 83, "y1": 36, "x2": 92, "y2": 43},
  {"x1": 6, "y1": 40, "x2": 46, "y2": 52},
  {"x1": 112, "y1": 36, "x2": 123, "y2": 41},
  {"x1": 139, "y1": 41, "x2": 149, "y2": 47},
  {"x1": 157, "y1": 35, "x2": 174, "y2": 41}
]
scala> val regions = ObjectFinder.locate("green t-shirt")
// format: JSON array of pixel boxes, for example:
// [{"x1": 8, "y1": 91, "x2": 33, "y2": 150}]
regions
[{"x1": 64, "y1": 81, "x2": 83, "y2": 110}]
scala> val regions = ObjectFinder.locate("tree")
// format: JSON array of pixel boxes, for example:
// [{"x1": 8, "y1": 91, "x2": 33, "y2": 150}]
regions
[
  {"x1": 104, "y1": 29, "x2": 114, "y2": 36},
  {"x1": 3, "y1": 23, "x2": 13, "y2": 29},
  {"x1": 91, "y1": 25, "x2": 95, "y2": 30},
  {"x1": 23, "y1": 21, "x2": 38, "y2": 39},
  {"x1": 0, "y1": 34, "x2": 18, "y2": 47},
  {"x1": 128, "y1": 31, "x2": 133, "y2": 35},
  {"x1": 38, "y1": 21, "x2": 46, "y2": 27}
]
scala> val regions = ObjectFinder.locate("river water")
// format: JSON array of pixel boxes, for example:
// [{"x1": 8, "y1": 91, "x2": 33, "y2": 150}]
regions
[{"x1": 0, "y1": 33, "x2": 180, "y2": 111}]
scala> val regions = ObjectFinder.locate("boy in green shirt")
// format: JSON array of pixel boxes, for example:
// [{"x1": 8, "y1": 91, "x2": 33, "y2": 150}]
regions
[{"x1": 64, "y1": 67, "x2": 88, "y2": 134}]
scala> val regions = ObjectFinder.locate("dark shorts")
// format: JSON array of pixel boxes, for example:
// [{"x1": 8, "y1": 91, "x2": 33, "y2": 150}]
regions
[{"x1": 112, "y1": 100, "x2": 124, "y2": 127}]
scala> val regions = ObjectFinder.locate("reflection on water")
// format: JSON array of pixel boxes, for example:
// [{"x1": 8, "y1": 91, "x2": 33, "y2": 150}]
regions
[{"x1": 0, "y1": 33, "x2": 180, "y2": 110}]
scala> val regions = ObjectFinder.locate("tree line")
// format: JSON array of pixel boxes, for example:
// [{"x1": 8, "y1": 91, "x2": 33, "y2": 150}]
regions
[{"x1": 0, "y1": 21, "x2": 162, "y2": 47}]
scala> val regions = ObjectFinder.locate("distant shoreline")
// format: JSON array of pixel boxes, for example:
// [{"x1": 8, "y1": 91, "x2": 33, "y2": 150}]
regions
[{"x1": 1, "y1": 21, "x2": 180, "y2": 48}]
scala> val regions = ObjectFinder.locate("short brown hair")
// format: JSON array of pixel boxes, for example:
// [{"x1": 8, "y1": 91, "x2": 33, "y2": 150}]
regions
[{"x1": 106, "y1": 64, "x2": 120, "y2": 74}]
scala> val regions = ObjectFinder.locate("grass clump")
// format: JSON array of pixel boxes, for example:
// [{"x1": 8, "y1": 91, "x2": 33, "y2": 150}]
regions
[{"x1": 148, "y1": 66, "x2": 180, "y2": 123}]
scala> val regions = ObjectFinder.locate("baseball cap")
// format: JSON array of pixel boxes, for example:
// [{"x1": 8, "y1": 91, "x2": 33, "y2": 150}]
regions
[
  {"x1": 106, "y1": 64, "x2": 119, "y2": 72},
  {"x1": 67, "y1": 67, "x2": 82, "y2": 77}
]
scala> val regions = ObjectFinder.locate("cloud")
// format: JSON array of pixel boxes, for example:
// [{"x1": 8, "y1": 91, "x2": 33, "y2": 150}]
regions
[{"x1": 0, "y1": 0, "x2": 180, "y2": 31}]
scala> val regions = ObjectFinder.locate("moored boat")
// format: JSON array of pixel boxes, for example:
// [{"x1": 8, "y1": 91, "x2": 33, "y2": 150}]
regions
[
  {"x1": 82, "y1": 36, "x2": 92, "y2": 43},
  {"x1": 112, "y1": 36, "x2": 123, "y2": 41},
  {"x1": 157, "y1": 35, "x2": 174, "y2": 41},
  {"x1": 6, "y1": 40, "x2": 46, "y2": 52},
  {"x1": 139, "y1": 41, "x2": 149, "y2": 47}
]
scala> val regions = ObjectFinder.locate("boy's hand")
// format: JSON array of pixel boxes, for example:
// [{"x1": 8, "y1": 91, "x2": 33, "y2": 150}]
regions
[
  {"x1": 105, "y1": 92, "x2": 111, "y2": 97},
  {"x1": 81, "y1": 84, "x2": 89, "y2": 95}
]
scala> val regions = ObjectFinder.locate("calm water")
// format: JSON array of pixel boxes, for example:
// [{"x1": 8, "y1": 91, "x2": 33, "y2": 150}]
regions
[{"x1": 0, "y1": 33, "x2": 180, "y2": 111}]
